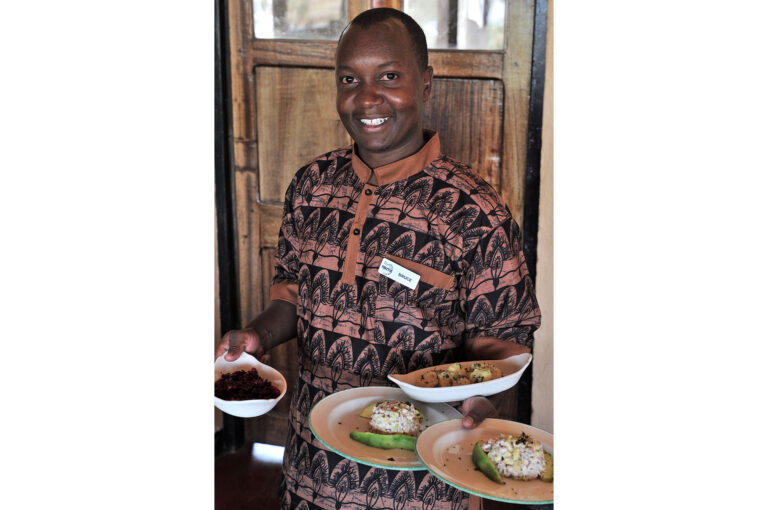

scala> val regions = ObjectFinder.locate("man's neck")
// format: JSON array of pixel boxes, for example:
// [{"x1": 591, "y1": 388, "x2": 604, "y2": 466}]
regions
[{"x1": 355, "y1": 130, "x2": 427, "y2": 173}]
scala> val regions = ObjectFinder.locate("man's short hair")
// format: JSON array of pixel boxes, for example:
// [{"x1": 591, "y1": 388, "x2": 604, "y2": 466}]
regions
[{"x1": 341, "y1": 8, "x2": 429, "y2": 72}]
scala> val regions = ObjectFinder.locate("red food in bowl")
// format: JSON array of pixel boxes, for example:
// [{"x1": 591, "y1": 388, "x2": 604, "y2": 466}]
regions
[{"x1": 214, "y1": 367, "x2": 281, "y2": 400}]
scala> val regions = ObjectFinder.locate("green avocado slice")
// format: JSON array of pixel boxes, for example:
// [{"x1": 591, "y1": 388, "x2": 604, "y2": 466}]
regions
[
  {"x1": 472, "y1": 441, "x2": 505, "y2": 484},
  {"x1": 540, "y1": 451, "x2": 553, "y2": 482},
  {"x1": 349, "y1": 431, "x2": 416, "y2": 450},
  {"x1": 358, "y1": 401, "x2": 381, "y2": 418}
]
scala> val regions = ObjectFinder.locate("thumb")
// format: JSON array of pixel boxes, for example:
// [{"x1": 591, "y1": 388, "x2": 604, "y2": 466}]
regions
[
  {"x1": 225, "y1": 336, "x2": 245, "y2": 361},
  {"x1": 461, "y1": 397, "x2": 496, "y2": 429},
  {"x1": 462, "y1": 410, "x2": 481, "y2": 429}
]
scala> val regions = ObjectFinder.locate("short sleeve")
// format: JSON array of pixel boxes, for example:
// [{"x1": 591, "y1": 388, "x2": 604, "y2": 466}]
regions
[
  {"x1": 458, "y1": 217, "x2": 541, "y2": 348},
  {"x1": 270, "y1": 176, "x2": 300, "y2": 305}
]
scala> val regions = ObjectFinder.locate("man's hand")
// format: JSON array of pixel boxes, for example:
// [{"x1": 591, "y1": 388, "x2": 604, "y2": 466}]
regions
[
  {"x1": 460, "y1": 396, "x2": 498, "y2": 429},
  {"x1": 214, "y1": 300, "x2": 298, "y2": 362},
  {"x1": 215, "y1": 328, "x2": 268, "y2": 362}
]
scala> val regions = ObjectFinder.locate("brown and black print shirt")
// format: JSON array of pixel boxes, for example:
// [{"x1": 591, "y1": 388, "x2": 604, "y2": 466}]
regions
[{"x1": 273, "y1": 132, "x2": 541, "y2": 510}]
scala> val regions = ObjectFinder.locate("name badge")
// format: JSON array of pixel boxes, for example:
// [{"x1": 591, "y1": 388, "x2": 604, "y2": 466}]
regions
[{"x1": 378, "y1": 257, "x2": 420, "y2": 290}]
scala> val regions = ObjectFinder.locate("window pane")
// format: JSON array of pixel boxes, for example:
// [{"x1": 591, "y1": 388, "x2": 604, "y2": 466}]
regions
[
  {"x1": 253, "y1": 0, "x2": 347, "y2": 40},
  {"x1": 403, "y1": 0, "x2": 505, "y2": 50}
]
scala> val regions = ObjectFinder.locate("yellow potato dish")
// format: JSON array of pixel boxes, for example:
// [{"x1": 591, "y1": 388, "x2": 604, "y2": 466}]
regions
[{"x1": 412, "y1": 362, "x2": 502, "y2": 388}]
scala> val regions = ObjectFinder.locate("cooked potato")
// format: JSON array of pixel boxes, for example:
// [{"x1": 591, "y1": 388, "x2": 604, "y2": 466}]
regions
[
  {"x1": 470, "y1": 367, "x2": 493, "y2": 383},
  {"x1": 411, "y1": 362, "x2": 502, "y2": 387},
  {"x1": 452, "y1": 375, "x2": 471, "y2": 386},
  {"x1": 417, "y1": 370, "x2": 439, "y2": 387},
  {"x1": 437, "y1": 371, "x2": 453, "y2": 387},
  {"x1": 446, "y1": 363, "x2": 467, "y2": 377}
]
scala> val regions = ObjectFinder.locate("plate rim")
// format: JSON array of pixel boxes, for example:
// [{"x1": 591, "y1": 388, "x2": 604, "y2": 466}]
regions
[
  {"x1": 415, "y1": 417, "x2": 554, "y2": 505},
  {"x1": 307, "y1": 386, "x2": 462, "y2": 471}
]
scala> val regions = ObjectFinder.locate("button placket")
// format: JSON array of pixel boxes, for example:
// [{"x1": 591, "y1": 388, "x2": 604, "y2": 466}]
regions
[{"x1": 340, "y1": 183, "x2": 377, "y2": 285}]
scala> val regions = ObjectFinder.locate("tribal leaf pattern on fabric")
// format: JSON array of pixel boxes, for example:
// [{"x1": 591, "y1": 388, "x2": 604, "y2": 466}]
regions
[{"x1": 274, "y1": 138, "x2": 540, "y2": 510}]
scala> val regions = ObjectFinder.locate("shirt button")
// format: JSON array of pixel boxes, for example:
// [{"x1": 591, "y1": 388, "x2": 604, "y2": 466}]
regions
[
  {"x1": 353, "y1": 228, "x2": 360, "y2": 235},
  {"x1": 365, "y1": 189, "x2": 372, "y2": 196}
]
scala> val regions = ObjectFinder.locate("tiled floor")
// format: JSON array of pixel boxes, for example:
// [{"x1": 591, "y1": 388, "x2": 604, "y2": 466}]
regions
[{"x1": 215, "y1": 442, "x2": 553, "y2": 510}]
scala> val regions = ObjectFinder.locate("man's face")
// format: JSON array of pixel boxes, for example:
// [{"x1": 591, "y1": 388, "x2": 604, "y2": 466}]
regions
[{"x1": 335, "y1": 20, "x2": 433, "y2": 168}]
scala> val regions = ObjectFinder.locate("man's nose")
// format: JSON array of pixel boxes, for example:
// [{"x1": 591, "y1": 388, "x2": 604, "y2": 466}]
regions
[{"x1": 355, "y1": 81, "x2": 383, "y2": 107}]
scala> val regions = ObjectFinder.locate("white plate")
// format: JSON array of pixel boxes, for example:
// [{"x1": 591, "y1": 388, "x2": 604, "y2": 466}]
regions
[
  {"x1": 308, "y1": 386, "x2": 462, "y2": 470},
  {"x1": 416, "y1": 418, "x2": 554, "y2": 504},
  {"x1": 387, "y1": 353, "x2": 532, "y2": 403},
  {"x1": 214, "y1": 352, "x2": 287, "y2": 418}
]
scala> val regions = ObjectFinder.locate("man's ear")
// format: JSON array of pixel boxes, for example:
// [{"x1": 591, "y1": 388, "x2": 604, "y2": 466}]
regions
[{"x1": 422, "y1": 66, "x2": 434, "y2": 102}]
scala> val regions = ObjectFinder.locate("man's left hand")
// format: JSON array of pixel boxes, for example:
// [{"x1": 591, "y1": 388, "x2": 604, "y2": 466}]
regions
[{"x1": 460, "y1": 396, "x2": 498, "y2": 429}]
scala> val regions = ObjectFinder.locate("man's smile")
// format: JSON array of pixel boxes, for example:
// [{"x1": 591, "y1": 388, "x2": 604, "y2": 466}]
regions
[{"x1": 359, "y1": 117, "x2": 390, "y2": 126}]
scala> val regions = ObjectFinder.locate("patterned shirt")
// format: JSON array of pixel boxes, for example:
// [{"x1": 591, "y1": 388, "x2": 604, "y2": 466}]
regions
[{"x1": 272, "y1": 131, "x2": 541, "y2": 510}]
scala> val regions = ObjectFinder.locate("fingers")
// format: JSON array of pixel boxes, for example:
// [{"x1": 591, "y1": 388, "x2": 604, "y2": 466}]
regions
[
  {"x1": 215, "y1": 332, "x2": 231, "y2": 360},
  {"x1": 219, "y1": 329, "x2": 262, "y2": 361},
  {"x1": 225, "y1": 330, "x2": 250, "y2": 361},
  {"x1": 225, "y1": 340, "x2": 245, "y2": 361},
  {"x1": 460, "y1": 396, "x2": 498, "y2": 429}
]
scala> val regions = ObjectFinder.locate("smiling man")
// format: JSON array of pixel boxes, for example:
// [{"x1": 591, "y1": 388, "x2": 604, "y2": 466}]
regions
[{"x1": 217, "y1": 8, "x2": 541, "y2": 510}]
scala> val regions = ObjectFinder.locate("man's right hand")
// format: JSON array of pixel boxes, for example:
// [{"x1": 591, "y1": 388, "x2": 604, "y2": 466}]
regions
[
  {"x1": 215, "y1": 300, "x2": 298, "y2": 363},
  {"x1": 215, "y1": 328, "x2": 265, "y2": 362}
]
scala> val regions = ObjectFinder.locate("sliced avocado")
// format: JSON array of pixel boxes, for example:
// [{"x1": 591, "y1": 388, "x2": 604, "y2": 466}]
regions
[
  {"x1": 472, "y1": 441, "x2": 504, "y2": 484},
  {"x1": 349, "y1": 431, "x2": 416, "y2": 450},
  {"x1": 358, "y1": 401, "x2": 381, "y2": 418},
  {"x1": 540, "y1": 451, "x2": 553, "y2": 482}
]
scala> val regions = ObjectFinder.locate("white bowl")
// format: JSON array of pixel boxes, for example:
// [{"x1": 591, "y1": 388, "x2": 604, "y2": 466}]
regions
[
  {"x1": 387, "y1": 353, "x2": 533, "y2": 403},
  {"x1": 214, "y1": 352, "x2": 287, "y2": 418}
]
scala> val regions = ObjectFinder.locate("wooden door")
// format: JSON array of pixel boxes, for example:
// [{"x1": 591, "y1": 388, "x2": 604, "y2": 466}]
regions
[{"x1": 226, "y1": 0, "x2": 537, "y2": 446}]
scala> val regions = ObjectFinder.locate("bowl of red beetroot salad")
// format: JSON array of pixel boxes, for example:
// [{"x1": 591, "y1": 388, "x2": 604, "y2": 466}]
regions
[
  {"x1": 215, "y1": 367, "x2": 280, "y2": 400},
  {"x1": 214, "y1": 352, "x2": 286, "y2": 418}
]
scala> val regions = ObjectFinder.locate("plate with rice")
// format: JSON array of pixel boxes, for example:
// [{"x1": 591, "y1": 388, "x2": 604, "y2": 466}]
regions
[
  {"x1": 308, "y1": 386, "x2": 462, "y2": 470},
  {"x1": 415, "y1": 418, "x2": 554, "y2": 504}
]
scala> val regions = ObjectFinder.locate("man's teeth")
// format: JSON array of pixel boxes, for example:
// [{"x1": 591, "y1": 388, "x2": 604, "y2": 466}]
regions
[{"x1": 360, "y1": 118, "x2": 388, "y2": 126}]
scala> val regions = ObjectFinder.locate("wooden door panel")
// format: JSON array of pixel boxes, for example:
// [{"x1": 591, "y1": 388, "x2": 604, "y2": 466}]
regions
[
  {"x1": 426, "y1": 78, "x2": 503, "y2": 190},
  {"x1": 256, "y1": 66, "x2": 352, "y2": 204},
  {"x1": 258, "y1": 202, "x2": 283, "y2": 248}
]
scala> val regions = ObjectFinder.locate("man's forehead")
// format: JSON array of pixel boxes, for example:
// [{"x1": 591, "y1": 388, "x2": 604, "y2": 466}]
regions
[
  {"x1": 336, "y1": 21, "x2": 414, "y2": 66},
  {"x1": 343, "y1": 17, "x2": 404, "y2": 38}
]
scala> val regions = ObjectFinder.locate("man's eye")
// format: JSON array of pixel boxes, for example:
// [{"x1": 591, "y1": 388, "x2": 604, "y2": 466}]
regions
[
  {"x1": 339, "y1": 76, "x2": 356, "y2": 84},
  {"x1": 381, "y1": 72, "x2": 398, "y2": 81}
]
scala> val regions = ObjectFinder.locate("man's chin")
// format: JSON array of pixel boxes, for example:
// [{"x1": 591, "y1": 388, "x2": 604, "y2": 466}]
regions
[{"x1": 351, "y1": 136, "x2": 392, "y2": 155}]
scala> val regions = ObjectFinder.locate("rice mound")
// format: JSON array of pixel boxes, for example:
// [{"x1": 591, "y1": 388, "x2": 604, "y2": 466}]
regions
[{"x1": 369, "y1": 400, "x2": 422, "y2": 436}]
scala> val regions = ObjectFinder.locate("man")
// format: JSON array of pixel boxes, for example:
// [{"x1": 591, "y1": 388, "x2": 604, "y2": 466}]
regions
[{"x1": 216, "y1": 8, "x2": 541, "y2": 510}]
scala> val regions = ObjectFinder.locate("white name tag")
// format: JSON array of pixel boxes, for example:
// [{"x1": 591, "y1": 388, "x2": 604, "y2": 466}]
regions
[{"x1": 378, "y1": 257, "x2": 420, "y2": 290}]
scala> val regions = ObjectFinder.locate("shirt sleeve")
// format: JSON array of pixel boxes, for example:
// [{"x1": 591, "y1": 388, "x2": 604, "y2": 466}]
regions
[
  {"x1": 270, "y1": 176, "x2": 300, "y2": 306},
  {"x1": 458, "y1": 216, "x2": 541, "y2": 348}
]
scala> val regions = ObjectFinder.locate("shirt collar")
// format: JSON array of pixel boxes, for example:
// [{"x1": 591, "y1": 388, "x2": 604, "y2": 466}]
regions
[{"x1": 351, "y1": 130, "x2": 441, "y2": 186}]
